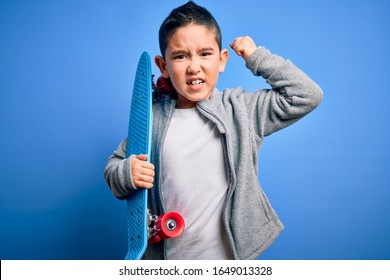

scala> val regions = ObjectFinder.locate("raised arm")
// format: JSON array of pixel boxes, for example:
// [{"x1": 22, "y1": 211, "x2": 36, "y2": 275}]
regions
[{"x1": 230, "y1": 36, "x2": 323, "y2": 137}]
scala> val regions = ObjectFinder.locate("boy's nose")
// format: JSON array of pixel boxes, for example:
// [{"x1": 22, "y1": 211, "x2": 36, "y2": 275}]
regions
[{"x1": 187, "y1": 58, "x2": 201, "y2": 74}]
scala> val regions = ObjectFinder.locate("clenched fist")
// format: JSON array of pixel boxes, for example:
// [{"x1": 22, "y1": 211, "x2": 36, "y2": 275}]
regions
[{"x1": 230, "y1": 36, "x2": 258, "y2": 61}]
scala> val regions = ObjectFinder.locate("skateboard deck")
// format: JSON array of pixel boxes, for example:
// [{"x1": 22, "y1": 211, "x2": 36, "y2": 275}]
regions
[
  {"x1": 124, "y1": 52, "x2": 185, "y2": 260},
  {"x1": 125, "y1": 52, "x2": 153, "y2": 260}
]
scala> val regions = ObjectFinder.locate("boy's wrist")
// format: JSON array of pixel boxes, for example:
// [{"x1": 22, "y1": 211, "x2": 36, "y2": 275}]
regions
[
  {"x1": 245, "y1": 46, "x2": 265, "y2": 75},
  {"x1": 243, "y1": 46, "x2": 261, "y2": 62}
]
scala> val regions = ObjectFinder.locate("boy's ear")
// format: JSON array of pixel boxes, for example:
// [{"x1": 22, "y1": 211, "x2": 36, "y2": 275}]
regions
[
  {"x1": 218, "y1": 49, "x2": 229, "y2": 73},
  {"x1": 155, "y1": 55, "x2": 170, "y2": 78}
]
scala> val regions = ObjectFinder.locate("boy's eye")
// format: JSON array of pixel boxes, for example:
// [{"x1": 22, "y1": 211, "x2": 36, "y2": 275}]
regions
[
  {"x1": 200, "y1": 52, "x2": 212, "y2": 57},
  {"x1": 174, "y1": 55, "x2": 186, "y2": 59}
]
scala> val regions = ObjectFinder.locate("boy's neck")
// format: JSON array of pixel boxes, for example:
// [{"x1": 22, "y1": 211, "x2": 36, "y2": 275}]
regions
[{"x1": 175, "y1": 98, "x2": 197, "y2": 109}]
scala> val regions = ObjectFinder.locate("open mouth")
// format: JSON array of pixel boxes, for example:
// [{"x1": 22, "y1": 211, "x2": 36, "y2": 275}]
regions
[{"x1": 186, "y1": 79, "x2": 204, "y2": 86}]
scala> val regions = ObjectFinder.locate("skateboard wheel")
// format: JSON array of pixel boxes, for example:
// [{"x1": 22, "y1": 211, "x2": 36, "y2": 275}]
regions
[{"x1": 148, "y1": 212, "x2": 185, "y2": 244}]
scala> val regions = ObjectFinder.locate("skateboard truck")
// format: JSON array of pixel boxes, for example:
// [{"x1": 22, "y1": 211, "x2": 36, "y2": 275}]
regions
[{"x1": 147, "y1": 211, "x2": 185, "y2": 244}]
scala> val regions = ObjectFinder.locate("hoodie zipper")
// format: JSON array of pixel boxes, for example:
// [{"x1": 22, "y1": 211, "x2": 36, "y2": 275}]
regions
[{"x1": 196, "y1": 103, "x2": 238, "y2": 259}]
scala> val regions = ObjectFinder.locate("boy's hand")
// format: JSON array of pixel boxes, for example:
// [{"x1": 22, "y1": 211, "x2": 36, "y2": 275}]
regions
[
  {"x1": 131, "y1": 154, "x2": 155, "y2": 189},
  {"x1": 230, "y1": 36, "x2": 258, "y2": 61}
]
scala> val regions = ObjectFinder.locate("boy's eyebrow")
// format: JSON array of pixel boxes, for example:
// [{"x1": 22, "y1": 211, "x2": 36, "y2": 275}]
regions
[
  {"x1": 170, "y1": 47, "x2": 216, "y2": 56},
  {"x1": 198, "y1": 47, "x2": 216, "y2": 53},
  {"x1": 170, "y1": 50, "x2": 186, "y2": 56}
]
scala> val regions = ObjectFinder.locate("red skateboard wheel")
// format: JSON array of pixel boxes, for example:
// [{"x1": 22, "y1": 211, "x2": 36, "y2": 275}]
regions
[{"x1": 148, "y1": 212, "x2": 185, "y2": 244}]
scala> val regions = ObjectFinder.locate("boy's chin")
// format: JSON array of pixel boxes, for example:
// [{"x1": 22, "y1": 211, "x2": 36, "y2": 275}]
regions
[
  {"x1": 183, "y1": 93, "x2": 211, "y2": 102},
  {"x1": 184, "y1": 90, "x2": 213, "y2": 100}
]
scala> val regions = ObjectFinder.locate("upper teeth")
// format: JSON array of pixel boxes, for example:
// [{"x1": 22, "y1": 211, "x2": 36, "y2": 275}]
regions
[{"x1": 187, "y1": 80, "x2": 203, "y2": 85}]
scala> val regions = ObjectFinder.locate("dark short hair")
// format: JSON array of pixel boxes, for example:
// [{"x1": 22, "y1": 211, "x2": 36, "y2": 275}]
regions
[{"x1": 158, "y1": 1, "x2": 222, "y2": 57}]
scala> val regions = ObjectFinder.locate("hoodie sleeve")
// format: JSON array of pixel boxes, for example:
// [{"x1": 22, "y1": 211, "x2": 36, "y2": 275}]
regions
[
  {"x1": 104, "y1": 139, "x2": 138, "y2": 199},
  {"x1": 244, "y1": 46, "x2": 323, "y2": 137}
]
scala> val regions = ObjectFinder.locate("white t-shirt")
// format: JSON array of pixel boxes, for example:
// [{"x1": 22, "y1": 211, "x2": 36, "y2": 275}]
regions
[{"x1": 161, "y1": 107, "x2": 231, "y2": 259}]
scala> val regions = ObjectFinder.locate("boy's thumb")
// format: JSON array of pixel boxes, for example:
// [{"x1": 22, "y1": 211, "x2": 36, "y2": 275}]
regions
[{"x1": 136, "y1": 154, "x2": 148, "y2": 161}]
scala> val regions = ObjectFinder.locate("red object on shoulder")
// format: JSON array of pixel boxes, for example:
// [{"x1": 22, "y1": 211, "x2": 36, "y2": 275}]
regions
[{"x1": 156, "y1": 76, "x2": 175, "y2": 95}]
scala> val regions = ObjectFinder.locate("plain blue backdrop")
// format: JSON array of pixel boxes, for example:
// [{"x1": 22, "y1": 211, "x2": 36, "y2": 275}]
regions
[{"x1": 1, "y1": 0, "x2": 389, "y2": 259}]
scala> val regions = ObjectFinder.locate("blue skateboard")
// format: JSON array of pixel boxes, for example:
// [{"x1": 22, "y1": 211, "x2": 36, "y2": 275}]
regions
[{"x1": 125, "y1": 52, "x2": 184, "y2": 260}]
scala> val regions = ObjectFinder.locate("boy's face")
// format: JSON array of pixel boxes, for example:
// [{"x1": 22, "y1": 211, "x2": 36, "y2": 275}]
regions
[{"x1": 155, "y1": 23, "x2": 228, "y2": 109}]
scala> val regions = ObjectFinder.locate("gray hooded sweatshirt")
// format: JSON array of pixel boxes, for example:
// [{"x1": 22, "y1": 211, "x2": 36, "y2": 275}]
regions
[{"x1": 104, "y1": 46, "x2": 323, "y2": 259}]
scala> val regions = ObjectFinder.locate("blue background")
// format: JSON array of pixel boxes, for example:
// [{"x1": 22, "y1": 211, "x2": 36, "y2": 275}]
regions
[{"x1": 1, "y1": 0, "x2": 389, "y2": 260}]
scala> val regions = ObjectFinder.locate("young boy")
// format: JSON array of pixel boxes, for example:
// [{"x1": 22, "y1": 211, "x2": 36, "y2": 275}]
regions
[{"x1": 104, "y1": 1, "x2": 322, "y2": 260}]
